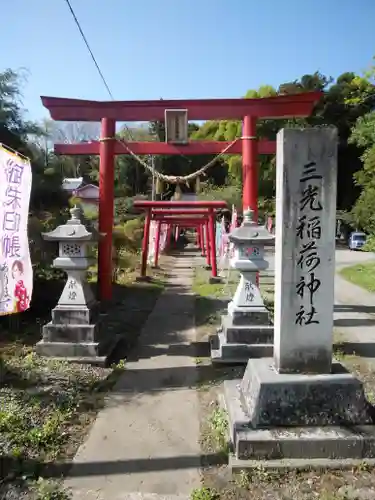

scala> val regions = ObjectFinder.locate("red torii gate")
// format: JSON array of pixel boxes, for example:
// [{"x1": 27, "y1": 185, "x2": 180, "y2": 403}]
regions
[
  {"x1": 134, "y1": 200, "x2": 227, "y2": 280},
  {"x1": 41, "y1": 92, "x2": 321, "y2": 300}
]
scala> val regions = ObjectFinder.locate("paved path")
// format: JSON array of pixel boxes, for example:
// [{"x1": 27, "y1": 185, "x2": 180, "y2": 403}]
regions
[
  {"x1": 64, "y1": 253, "x2": 201, "y2": 500},
  {"x1": 333, "y1": 249, "x2": 375, "y2": 359},
  {"x1": 266, "y1": 247, "x2": 375, "y2": 357}
]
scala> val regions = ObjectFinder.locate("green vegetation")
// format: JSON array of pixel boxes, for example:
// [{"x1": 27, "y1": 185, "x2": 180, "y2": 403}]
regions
[
  {"x1": 340, "y1": 262, "x2": 375, "y2": 292},
  {"x1": 190, "y1": 486, "x2": 220, "y2": 500},
  {"x1": 208, "y1": 407, "x2": 229, "y2": 455},
  {"x1": 193, "y1": 267, "x2": 238, "y2": 337},
  {"x1": 0, "y1": 347, "x2": 115, "y2": 498}
]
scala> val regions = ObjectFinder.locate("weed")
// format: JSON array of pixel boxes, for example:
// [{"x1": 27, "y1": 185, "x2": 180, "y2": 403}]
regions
[
  {"x1": 208, "y1": 407, "x2": 229, "y2": 454},
  {"x1": 353, "y1": 461, "x2": 372, "y2": 473},
  {"x1": 32, "y1": 478, "x2": 71, "y2": 500},
  {"x1": 234, "y1": 470, "x2": 252, "y2": 488},
  {"x1": 111, "y1": 358, "x2": 126, "y2": 370},
  {"x1": 195, "y1": 357, "x2": 210, "y2": 366},
  {"x1": 190, "y1": 486, "x2": 220, "y2": 500},
  {"x1": 319, "y1": 493, "x2": 346, "y2": 500}
]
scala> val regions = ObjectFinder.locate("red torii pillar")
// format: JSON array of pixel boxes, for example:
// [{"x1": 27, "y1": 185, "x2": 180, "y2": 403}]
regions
[
  {"x1": 242, "y1": 116, "x2": 258, "y2": 220},
  {"x1": 98, "y1": 118, "x2": 116, "y2": 301}
]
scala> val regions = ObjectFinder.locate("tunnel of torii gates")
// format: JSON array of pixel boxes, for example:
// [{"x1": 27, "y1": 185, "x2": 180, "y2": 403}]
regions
[
  {"x1": 41, "y1": 91, "x2": 321, "y2": 301},
  {"x1": 133, "y1": 201, "x2": 227, "y2": 280}
]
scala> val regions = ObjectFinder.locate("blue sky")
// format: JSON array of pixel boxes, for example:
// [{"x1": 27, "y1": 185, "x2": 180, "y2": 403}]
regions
[{"x1": 2, "y1": 0, "x2": 375, "y2": 122}]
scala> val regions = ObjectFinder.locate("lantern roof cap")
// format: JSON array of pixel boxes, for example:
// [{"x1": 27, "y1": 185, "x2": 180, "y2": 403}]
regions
[
  {"x1": 229, "y1": 208, "x2": 275, "y2": 244},
  {"x1": 42, "y1": 206, "x2": 99, "y2": 242}
]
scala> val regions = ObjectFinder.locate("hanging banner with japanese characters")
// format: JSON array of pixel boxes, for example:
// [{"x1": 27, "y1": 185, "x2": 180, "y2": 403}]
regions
[{"x1": 0, "y1": 145, "x2": 33, "y2": 315}]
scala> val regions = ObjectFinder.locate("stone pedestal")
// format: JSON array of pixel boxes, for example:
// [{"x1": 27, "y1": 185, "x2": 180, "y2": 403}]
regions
[
  {"x1": 35, "y1": 207, "x2": 117, "y2": 365},
  {"x1": 224, "y1": 128, "x2": 375, "y2": 470},
  {"x1": 210, "y1": 211, "x2": 274, "y2": 364},
  {"x1": 211, "y1": 294, "x2": 273, "y2": 364}
]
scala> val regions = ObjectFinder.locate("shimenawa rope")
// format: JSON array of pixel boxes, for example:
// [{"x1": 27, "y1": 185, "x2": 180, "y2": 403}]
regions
[{"x1": 98, "y1": 135, "x2": 253, "y2": 185}]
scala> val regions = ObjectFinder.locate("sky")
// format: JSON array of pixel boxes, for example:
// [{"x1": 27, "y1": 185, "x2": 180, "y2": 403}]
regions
[{"x1": 2, "y1": 0, "x2": 375, "y2": 123}]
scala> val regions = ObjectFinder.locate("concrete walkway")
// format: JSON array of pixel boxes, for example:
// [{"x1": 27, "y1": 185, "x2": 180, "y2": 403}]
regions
[
  {"x1": 263, "y1": 248, "x2": 375, "y2": 354},
  {"x1": 334, "y1": 254, "x2": 375, "y2": 358},
  {"x1": 64, "y1": 253, "x2": 201, "y2": 500}
]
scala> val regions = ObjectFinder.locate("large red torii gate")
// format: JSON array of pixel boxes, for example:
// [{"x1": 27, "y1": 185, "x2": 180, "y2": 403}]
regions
[{"x1": 41, "y1": 92, "x2": 321, "y2": 300}]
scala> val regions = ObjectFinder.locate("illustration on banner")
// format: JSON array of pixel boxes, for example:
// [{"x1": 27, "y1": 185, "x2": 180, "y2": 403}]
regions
[{"x1": 0, "y1": 146, "x2": 33, "y2": 315}]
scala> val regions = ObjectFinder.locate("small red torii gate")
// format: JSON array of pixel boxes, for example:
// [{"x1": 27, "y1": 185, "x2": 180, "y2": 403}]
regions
[
  {"x1": 41, "y1": 92, "x2": 321, "y2": 300},
  {"x1": 134, "y1": 200, "x2": 227, "y2": 280}
]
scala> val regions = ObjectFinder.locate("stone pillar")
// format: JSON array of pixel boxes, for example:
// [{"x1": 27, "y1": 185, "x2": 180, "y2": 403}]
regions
[
  {"x1": 210, "y1": 209, "x2": 274, "y2": 363},
  {"x1": 274, "y1": 128, "x2": 337, "y2": 374},
  {"x1": 224, "y1": 128, "x2": 375, "y2": 469}
]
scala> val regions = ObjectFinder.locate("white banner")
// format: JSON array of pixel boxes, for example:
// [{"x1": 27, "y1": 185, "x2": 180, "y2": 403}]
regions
[
  {"x1": 147, "y1": 221, "x2": 168, "y2": 266},
  {"x1": 0, "y1": 146, "x2": 33, "y2": 315}
]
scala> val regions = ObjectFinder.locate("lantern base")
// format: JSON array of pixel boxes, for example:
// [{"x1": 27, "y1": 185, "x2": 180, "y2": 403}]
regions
[
  {"x1": 36, "y1": 302, "x2": 119, "y2": 366},
  {"x1": 210, "y1": 310, "x2": 274, "y2": 364},
  {"x1": 210, "y1": 331, "x2": 273, "y2": 364},
  {"x1": 35, "y1": 340, "x2": 103, "y2": 365},
  {"x1": 228, "y1": 304, "x2": 271, "y2": 326}
]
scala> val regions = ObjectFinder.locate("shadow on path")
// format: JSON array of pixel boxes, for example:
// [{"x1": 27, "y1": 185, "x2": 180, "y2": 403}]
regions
[
  {"x1": 334, "y1": 342, "x2": 375, "y2": 358},
  {"x1": 0, "y1": 452, "x2": 228, "y2": 481}
]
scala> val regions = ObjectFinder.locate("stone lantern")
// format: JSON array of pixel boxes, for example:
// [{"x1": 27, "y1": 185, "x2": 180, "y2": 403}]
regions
[
  {"x1": 36, "y1": 206, "x2": 106, "y2": 361},
  {"x1": 210, "y1": 209, "x2": 275, "y2": 363}
]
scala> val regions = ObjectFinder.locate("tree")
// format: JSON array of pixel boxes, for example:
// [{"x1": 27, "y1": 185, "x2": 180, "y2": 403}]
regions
[
  {"x1": 348, "y1": 61, "x2": 375, "y2": 232},
  {"x1": 0, "y1": 69, "x2": 67, "y2": 210},
  {"x1": 0, "y1": 68, "x2": 41, "y2": 154},
  {"x1": 193, "y1": 71, "x2": 375, "y2": 214}
]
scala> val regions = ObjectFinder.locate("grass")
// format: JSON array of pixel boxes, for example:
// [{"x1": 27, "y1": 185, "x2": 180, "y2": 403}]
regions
[
  {"x1": 193, "y1": 267, "x2": 239, "y2": 339},
  {"x1": 190, "y1": 486, "x2": 220, "y2": 500},
  {"x1": 0, "y1": 260, "x2": 167, "y2": 499},
  {"x1": 340, "y1": 262, "x2": 375, "y2": 293},
  {"x1": 193, "y1": 265, "x2": 274, "y2": 339},
  {"x1": 207, "y1": 407, "x2": 229, "y2": 455}
]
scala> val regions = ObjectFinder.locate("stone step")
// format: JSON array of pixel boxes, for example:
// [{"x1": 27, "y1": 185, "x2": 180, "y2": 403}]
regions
[
  {"x1": 210, "y1": 333, "x2": 273, "y2": 364},
  {"x1": 43, "y1": 322, "x2": 99, "y2": 343},
  {"x1": 52, "y1": 305, "x2": 100, "y2": 325},
  {"x1": 224, "y1": 379, "x2": 375, "y2": 462},
  {"x1": 229, "y1": 308, "x2": 271, "y2": 326},
  {"x1": 234, "y1": 425, "x2": 375, "y2": 461},
  {"x1": 35, "y1": 340, "x2": 101, "y2": 358},
  {"x1": 221, "y1": 315, "x2": 274, "y2": 344},
  {"x1": 228, "y1": 455, "x2": 375, "y2": 472}
]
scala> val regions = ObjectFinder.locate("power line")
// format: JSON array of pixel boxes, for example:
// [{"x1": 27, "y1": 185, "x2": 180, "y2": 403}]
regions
[
  {"x1": 63, "y1": 0, "x2": 136, "y2": 142},
  {"x1": 63, "y1": 0, "x2": 114, "y2": 100},
  {"x1": 63, "y1": 0, "x2": 164, "y2": 188}
]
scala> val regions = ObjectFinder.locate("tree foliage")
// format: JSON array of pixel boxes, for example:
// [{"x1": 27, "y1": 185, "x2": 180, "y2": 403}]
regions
[
  {"x1": 348, "y1": 62, "x2": 375, "y2": 232},
  {"x1": 194, "y1": 70, "x2": 375, "y2": 215}
]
